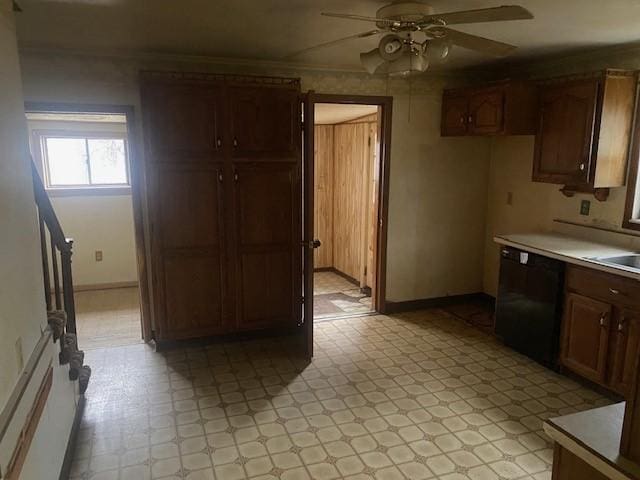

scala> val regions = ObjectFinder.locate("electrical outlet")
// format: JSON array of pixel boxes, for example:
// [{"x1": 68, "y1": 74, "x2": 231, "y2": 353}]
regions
[
  {"x1": 15, "y1": 336, "x2": 24, "y2": 371},
  {"x1": 580, "y1": 200, "x2": 591, "y2": 216},
  {"x1": 506, "y1": 192, "x2": 514, "y2": 206},
  {"x1": 95, "y1": 250, "x2": 103, "y2": 262}
]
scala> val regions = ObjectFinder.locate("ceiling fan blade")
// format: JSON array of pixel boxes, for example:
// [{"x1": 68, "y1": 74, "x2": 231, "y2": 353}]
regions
[
  {"x1": 437, "y1": 27, "x2": 517, "y2": 56},
  {"x1": 321, "y1": 12, "x2": 395, "y2": 25},
  {"x1": 422, "y1": 5, "x2": 533, "y2": 25},
  {"x1": 285, "y1": 30, "x2": 381, "y2": 59}
]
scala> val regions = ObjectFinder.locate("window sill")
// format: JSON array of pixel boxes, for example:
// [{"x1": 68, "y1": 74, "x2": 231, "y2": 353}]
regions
[
  {"x1": 622, "y1": 218, "x2": 640, "y2": 232},
  {"x1": 45, "y1": 187, "x2": 132, "y2": 197}
]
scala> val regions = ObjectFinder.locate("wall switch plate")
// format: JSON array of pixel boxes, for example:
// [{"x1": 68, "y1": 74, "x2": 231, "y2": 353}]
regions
[
  {"x1": 506, "y1": 192, "x2": 513, "y2": 206},
  {"x1": 95, "y1": 250, "x2": 103, "y2": 262},
  {"x1": 15, "y1": 336, "x2": 23, "y2": 371},
  {"x1": 580, "y1": 200, "x2": 591, "y2": 216}
]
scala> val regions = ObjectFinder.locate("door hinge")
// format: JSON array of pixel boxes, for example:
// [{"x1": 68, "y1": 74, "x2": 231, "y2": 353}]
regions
[
  {"x1": 364, "y1": 266, "x2": 367, "y2": 276},
  {"x1": 368, "y1": 136, "x2": 372, "y2": 146}
]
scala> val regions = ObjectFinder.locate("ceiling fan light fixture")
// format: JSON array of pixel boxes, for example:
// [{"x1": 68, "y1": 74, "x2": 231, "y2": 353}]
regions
[
  {"x1": 360, "y1": 48, "x2": 386, "y2": 74},
  {"x1": 386, "y1": 51, "x2": 429, "y2": 76},
  {"x1": 378, "y1": 34, "x2": 405, "y2": 61},
  {"x1": 425, "y1": 38, "x2": 451, "y2": 62}
]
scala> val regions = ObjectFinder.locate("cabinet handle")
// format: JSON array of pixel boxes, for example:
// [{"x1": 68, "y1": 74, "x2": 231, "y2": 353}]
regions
[
  {"x1": 234, "y1": 172, "x2": 239, "y2": 182},
  {"x1": 233, "y1": 138, "x2": 238, "y2": 148},
  {"x1": 468, "y1": 115, "x2": 473, "y2": 124},
  {"x1": 579, "y1": 163, "x2": 586, "y2": 171},
  {"x1": 216, "y1": 138, "x2": 222, "y2": 148},
  {"x1": 618, "y1": 322, "x2": 625, "y2": 332},
  {"x1": 609, "y1": 288, "x2": 620, "y2": 295},
  {"x1": 600, "y1": 314, "x2": 607, "y2": 327},
  {"x1": 218, "y1": 172, "x2": 223, "y2": 183},
  {"x1": 459, "y1": 116, "x2": 465, "y2": 125}
]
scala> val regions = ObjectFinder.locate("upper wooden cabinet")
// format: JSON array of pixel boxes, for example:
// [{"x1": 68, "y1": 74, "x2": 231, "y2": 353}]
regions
[
  {"x1": 533, "y1": 70, "x2": 638, "y2": 197},
  {"x1": 228, "y1": 85, "x2": 300, "y2": 160},
  {"x1": 441, "y1": 80, "x2": 537, "y2": 137}
]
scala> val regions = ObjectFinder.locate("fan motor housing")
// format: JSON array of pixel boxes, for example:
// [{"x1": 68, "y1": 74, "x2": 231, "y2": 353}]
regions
[{"x1": 376, "y1": 2, "x2": 434, "y2": 25}]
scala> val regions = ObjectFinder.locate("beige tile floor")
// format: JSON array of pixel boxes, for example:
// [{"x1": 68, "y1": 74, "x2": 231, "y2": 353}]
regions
[
  {"x1": 75, "y1": 287, "x2": 143, "y2": 350},
  {"x1": 70, "y1": 308, "x2": 609, "y2": 480},
  {"x1": 314, "y1": 272, "x2": 373, "y2": 319}
]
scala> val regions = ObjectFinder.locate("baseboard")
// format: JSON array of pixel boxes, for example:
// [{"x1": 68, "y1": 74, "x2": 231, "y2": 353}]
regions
[
  {"x1": 74, "y1": 281, "x2": 138, "y2": 292},
  {"x1": 314, "y1": 267, "x2": 360, "y2": 287},
  {"x1": 384, "y1": 292, "x2": 494, "y2": 314},
  {"x1": 59, "y1": 395, "x2": 85, "y2": 480}
]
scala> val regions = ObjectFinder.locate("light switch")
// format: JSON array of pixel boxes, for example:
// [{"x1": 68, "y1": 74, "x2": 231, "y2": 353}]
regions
[
  {"x1": 95, "y1": 250, "x2": 103, "y2": 262},
  {"x1": 580, "y1": 200, "x2": 591, "y2": 216},
  {"x1": 506, "y1": 192, "x2": 513, "y2": 206}
]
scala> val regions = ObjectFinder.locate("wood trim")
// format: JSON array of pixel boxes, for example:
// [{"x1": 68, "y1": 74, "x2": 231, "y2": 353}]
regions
[
  {"x1": 58, "y1": 396, "x2": 86, "y2": 480},
  {"x1": 309, "y1": 93, "x2": 393, "y2": 315},
  {"x1": 74, "y1": 281, "x2": 139, "y2": 292},
  {"x1": 45, "y1": 187, "x2": 132, "y2": 197},
  {"x1": 553, "y1": 219, "x2": 640, "y2": 238},
  {"x1": 624, "y1": 81, "x2": 640, "y2": 231},
  {"x1": 385, "y1": 293, "x2": 494, "y2": 314},
  {"x1": 4, "y1": 365, "x2": 53, "y2": 480},
  {"x1": 25, "y1": 102, "x2": 153, "y2": 342},
  {"x1": 0, "y1": 328, "x2": 53, "y2": 442}
]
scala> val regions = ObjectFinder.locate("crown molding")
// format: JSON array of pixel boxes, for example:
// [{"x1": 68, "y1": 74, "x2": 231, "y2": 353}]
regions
[{"x1": 17, "y1": 45, "x2": 473, "y2": 81}]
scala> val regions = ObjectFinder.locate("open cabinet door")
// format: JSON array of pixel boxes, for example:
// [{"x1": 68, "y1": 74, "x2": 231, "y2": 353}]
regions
[{"x1": 302, "y1": 91, "x2": 316, "y2": 359}]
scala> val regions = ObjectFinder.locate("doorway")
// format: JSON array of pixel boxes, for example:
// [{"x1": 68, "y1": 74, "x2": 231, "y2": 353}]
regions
[
  {"x1": 304, "y1": 94, "x2": 392, "y2": 325},
  {"x1": 24, "y1": 103, "x2": 150, "y2": 350}
]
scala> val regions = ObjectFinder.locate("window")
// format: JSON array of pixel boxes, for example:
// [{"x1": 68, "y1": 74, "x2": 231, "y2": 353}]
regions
[
  {"x1": 40, "y1": 134, "x2": 130, "y2": 190},
  {"x1": 624, "y1": 119, "x2": 640, "y2": 231}
]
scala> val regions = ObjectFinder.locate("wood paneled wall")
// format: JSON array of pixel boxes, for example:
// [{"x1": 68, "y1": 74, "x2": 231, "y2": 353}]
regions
[
  {"x1": 314, "y1": 125, "x2": 334, "y2": 269},
  {"x1": 313, "y1": 113, "x2": 379, "y2": 286}
]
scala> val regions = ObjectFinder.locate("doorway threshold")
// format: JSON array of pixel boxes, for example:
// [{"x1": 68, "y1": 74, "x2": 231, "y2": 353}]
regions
[{"x1": 314, "y1": 310, "x2": 377, "y2": 322}]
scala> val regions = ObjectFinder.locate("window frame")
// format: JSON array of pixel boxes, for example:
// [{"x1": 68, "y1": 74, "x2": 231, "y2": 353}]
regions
[
  {"x1": 34, "y1": 129, "x2": 132, "y2": 195},
  {"x1": 624, "y1": 101, "x2": 640, "y2": 231}
]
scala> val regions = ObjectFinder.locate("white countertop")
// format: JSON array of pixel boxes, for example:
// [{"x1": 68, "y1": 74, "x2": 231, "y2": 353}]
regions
[
  {"x1": 494, "y1": 232, "x2": 640, "y2": 281},
  {"x1": 544, "y1": 403, "x2": 640, "y2": 480}
]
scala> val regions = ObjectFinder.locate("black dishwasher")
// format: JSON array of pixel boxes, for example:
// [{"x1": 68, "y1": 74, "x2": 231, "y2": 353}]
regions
[{"x1": 495, "y1": 246, "x2": 565, "y2": 369}]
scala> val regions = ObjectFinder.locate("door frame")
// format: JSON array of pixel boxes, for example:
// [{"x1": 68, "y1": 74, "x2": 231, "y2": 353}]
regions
[
  {"x1": 23, "y1": 101, "x2": 153, "y2": 342},
  {"x1": 304, "y1": 93, "x2": 393, "y2": 314}
]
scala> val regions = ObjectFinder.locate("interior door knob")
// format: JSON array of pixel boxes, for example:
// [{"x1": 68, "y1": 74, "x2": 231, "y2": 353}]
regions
[{"x1": 302, "y1": 239, "x2": 322, "y2": 249}]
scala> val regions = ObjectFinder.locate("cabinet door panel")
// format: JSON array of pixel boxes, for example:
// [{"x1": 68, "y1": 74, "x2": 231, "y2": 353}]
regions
[
  {"x1": 163, "y1": 254, "x2": 225, "y2": 338},
  {"x1": 561, "y1": 293, "x2": 611, "y2": 383},
  {"x1": 229, "y1": 86, "x2": 299, "y2": 159},
  {"x1": 533, "y1": 80, "x2": 599, "y2": 184},
  {"x1": 469, "y1": 89, "x2": 504, "y2": 135},
  {"x1": 610, "y1": 309, "x2": 640, "y2": 397},
  {"x1": 153, "y1": 167, "x2": 226, "y2": 339},
  {"x1": 144, "y1": 83, "x2": 224, "y2": 161},
  {"x1": 441, "y1": 95, "x2": 468, "y2": 136},
  {"x1": 234, "y1": 164, "x2": 301, "y2": 330}
]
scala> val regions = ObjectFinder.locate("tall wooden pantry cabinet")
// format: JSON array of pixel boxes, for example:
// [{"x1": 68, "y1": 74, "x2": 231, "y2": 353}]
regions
[{"x1": 140, "y1": 72, "x2": 302, "y2": 342}]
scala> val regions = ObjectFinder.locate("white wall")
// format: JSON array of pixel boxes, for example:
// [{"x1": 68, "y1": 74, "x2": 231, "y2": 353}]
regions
[
  {"x1": 18, "y1": 52, "x2": 493, "y2": 304},
  {"x1": 0, "y1": 2, "x2": 77, "y2": 478},
  {"x1": 51, "y1": 195, "x2": 138, "y2": 286},
  {"x1": 27, "y1": 119, "x2": 138, "y2": 287}
]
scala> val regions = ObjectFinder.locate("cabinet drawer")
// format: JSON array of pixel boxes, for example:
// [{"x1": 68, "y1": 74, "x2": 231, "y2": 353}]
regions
[{"x1": 566, "y1": 265, "x2": 640, "y2": 310}]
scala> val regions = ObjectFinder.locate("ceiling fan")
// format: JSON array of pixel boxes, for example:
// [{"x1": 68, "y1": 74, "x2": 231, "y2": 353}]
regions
[{"x1": 287, "y1": 2, "x2": 534, "y2": 76}]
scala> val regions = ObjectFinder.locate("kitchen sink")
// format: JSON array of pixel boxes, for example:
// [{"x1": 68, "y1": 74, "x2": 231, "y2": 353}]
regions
[{"x1": 590, "y1": 254, "x2": 640, "y2": 270}]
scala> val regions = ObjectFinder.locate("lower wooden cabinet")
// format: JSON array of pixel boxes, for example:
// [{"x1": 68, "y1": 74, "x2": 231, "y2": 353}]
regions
[
  {"x1": 560, "y1": 265, "x2": 640, "y2": 398},
  {"x1": 610, "y1": 309, "x2": 640, "y2": 395},
  {"x1": 551, "y1": 444, "x2": 609, "y2": 480},
  {"x1": 561, "y1": 293, "x2": 611, "y2": 384}
]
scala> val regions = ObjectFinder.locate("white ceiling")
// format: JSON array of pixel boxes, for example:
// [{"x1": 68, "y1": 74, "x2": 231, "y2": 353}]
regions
[
  {"x1": 315, "y1": 104, "x2": 378, "y2": 124},
  {"x1": 14, "y1": 1, "x2": 640, "y2": 72}
]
